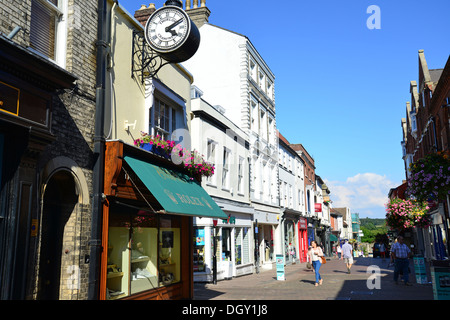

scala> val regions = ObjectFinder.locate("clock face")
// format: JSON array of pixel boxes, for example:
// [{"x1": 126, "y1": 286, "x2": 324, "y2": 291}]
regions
[{"x1": 145, "y1": 6, "x2": 190, "y2": 53}]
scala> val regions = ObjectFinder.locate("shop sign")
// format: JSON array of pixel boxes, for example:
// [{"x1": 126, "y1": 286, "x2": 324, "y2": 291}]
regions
[
  {"x1": 0, "y1": 81, "x2": 20, "y2": 116},
  {"x1": 299, "y1": 218, "x2": 307, "y2": 229},
  {"x1": 222, "y1": 215, "x2": 235, "y2": 224},
  {"x1": 195, "y1": 228, "x2": 205, "y2": 246},
  {"x1": 276, "y1": 254, "x2": 285, "y2": 281},
  {"x1": 413, "y1": 256, "x2": 427, "y2": 284},
  {"x1": 315, "y1": 203, "x2": 322, "y2": 212},
  {"x1": 431, "y1": 266, "x2": 450, "y2": 300}
]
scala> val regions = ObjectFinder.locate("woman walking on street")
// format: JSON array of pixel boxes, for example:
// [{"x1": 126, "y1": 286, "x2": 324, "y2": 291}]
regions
[{"x1": 308, "y1": 241, "x2": 324, "y2": 287}]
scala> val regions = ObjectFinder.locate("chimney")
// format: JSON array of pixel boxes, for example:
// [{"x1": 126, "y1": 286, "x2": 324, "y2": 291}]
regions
[
  {"x1": 134, "y1": 3, "x2": 156, "y2": 27},
  {"x1": 185, "y1": 0, "x2": 210, "y2": 28}
]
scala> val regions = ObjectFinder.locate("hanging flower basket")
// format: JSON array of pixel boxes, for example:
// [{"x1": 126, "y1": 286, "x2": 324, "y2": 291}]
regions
[
  {"x1": 407, "y1": 151, "x2": 450, "y2": 202},
  {"x1": 134, "y1": 132, "x2": 214, "y2": 178},
  {"x1": 385, "y1": 198, "x2": 431, "y2": 231}
]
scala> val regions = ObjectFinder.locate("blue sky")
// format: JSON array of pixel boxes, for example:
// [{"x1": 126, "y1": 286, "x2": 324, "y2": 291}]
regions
[{"x1": 121, "y1": 0, "x2": 450, "y2": 218}]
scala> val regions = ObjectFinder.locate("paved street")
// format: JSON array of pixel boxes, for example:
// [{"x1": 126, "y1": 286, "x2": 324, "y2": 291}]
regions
[{"x1": 194, "y1": 256, "x2": 434, "y2": 300}]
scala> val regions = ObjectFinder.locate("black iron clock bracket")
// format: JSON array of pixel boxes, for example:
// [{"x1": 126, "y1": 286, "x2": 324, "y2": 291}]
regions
[{"x1": 131, "y1": 30, "x2": 170, "y2": 84}]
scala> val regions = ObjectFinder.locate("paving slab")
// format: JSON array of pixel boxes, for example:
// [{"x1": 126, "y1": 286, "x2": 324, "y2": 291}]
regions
[{"x1": 193, "y1": 257, "x2": 434, "y2": 300}]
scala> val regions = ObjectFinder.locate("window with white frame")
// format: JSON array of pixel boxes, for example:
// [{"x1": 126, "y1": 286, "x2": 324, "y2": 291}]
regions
[
  {"x1": 268, "y1": 118, "x2": 274, "y2": 144},
  {"x1": 263, "y1": 161, "x2": 268, "y2": 201},
  {"x1": 151, "y1": 97, "x2": 180, "y2": 141},
  {"x1": 249, "y1": 58, "x2": 257, "y2": 82},
  {"x1": 279, "y1": 181, "x2": 284, "y2": 207},
  {"x1": 260, "y1": 108, "x2": 267, "y2": 140},
  {"x1": 411, "y1": 112, "x2": 417, "y2": 132},
  {"x1": 259, "y1": 70, "x2": 265, "y2": 92},
  {"x1": 252, "y1": 157, "x2": 260, "y2": 199},
  {"x1": 267, "y1": 80, "x2": 273, "y2": 100},
  {"x1": 207, "y1": 139, "x2": 217, "y2": 184},
  {"x1": 250, "y1": 98, "x2": 258, "y2": 132},
  {"x1": 30, "y1": 0, "x2": 67, "y2": 66},
  {"x1": 289, "y1": 184, "x2": 293, "y2": 208},
  {"x1": 237, "y1": 156, "x2": 244, "y2": 194},
  {"x1": 271, "y1": 167, "x2": 277, "y2": 204},
  {"x1": 222, "y1": 147, "x2": 230, "y2": 189}
]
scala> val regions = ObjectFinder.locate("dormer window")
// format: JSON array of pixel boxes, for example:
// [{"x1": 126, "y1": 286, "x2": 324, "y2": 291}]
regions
[{"x1": 190, "y1": 85, "x2": 203, "y2": 99}]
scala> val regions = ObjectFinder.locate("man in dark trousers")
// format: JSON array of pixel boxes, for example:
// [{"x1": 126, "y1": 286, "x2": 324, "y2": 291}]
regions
[{"x1": 391, "y1": 236, "x2": 412, "y2": 286}]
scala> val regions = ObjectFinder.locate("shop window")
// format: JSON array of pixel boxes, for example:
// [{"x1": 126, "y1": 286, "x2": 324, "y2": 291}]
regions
[
  {"x1": 242, "y1": 227, "x2": 250, "y2": 264},
  {"x1": 235, "y1": 228, "x2": 242, "y2": 265},
  {"x1": 194, "y1": 227, "x2": 206, "y2": 272},
  {"x1": 235, "y1": 227, "x2": 250, "y2": 266},
  {"x1": 221, "y1": 228, "x2": 231, "y2": 261},
  {"x1": 106, "y1": 207, "x2": 181, "y2": 300}
]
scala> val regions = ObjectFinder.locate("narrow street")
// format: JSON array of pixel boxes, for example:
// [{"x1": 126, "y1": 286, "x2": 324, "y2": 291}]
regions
[{"x1": 194, "y1": 256, "x2": 434, "y2": 300}]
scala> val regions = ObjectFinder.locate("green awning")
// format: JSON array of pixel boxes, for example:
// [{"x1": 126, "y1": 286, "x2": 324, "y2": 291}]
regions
[
  {"x1": 329, "y1": 234, "x2": 339, "y2": 242},
  {"x1": 124, "y1": 155, "x2": 227, "y2": 219}
]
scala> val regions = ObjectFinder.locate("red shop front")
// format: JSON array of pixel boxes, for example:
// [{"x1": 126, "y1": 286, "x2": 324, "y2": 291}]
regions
[{"x1": 298, "y1": 218, "x2": 308, "y2": 262}]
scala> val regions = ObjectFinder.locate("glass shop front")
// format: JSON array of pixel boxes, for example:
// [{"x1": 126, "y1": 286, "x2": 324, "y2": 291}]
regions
[{"x1": 100, "y1": 141, "x2": 226, "y2": 300}]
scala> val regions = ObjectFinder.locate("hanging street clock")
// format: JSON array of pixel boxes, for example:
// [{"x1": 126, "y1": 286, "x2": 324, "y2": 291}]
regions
[{"x1": 144, "y1": 0, "x2": 200, "y2": 63}]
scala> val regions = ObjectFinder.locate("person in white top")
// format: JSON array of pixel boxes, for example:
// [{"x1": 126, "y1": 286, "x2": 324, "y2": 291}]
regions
[
  {"x1": 336, "y1": 245, "x2": 342, "y2": 259},
  {"x1": 308, "y1": 240, "x2": 324, "y2": 287},
  {"x1": 341, "y1": 240, "x2": 353, "y2": 274}
]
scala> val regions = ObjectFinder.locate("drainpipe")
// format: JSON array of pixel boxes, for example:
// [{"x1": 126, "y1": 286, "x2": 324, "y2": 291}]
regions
[{"x1": 88, "y1": 0, "x2": 108, "y2": 300}]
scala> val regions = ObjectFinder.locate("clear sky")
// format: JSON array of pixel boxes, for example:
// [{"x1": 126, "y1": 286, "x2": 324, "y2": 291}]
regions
[{"x1": 121, "y1": 0, "x2": 450, "y2": 219}]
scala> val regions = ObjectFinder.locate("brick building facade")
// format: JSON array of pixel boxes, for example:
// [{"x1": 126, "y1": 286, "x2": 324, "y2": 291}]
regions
[
  {"x1": 0, "y1": 0, "x2": 98, "y2": 299},
  {"x1": 400, "y1": 50, "x2": 450, "y2": 260}
]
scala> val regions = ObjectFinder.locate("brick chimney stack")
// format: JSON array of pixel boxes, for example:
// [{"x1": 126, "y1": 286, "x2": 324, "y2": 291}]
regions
[
  {"x1": 185, "y1": 0, "x2": 210, "y2": 28},
  {"x1": 134, "y1": 3, "x2": 156, "y2": 27}
]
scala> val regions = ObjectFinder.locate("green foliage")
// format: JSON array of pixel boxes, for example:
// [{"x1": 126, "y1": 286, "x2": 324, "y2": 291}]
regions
[{"x1": 360, "y1": 218, "x2": 388, "y2": 243}]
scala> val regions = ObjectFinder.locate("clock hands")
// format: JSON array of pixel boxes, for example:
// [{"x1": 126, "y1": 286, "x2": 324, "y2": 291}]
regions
[{"x1": 165, "y1": 18, "x2": 183, "y2": 36}]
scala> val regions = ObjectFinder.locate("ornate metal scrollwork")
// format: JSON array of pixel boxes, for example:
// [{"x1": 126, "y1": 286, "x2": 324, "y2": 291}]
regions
[{"x1": 131, "y1": 30, "x2": 170, "y2": 83}]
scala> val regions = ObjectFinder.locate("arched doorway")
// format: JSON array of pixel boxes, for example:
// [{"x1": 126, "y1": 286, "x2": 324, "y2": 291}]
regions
[{"x1": 37, "y1": 170, "x2": 78, "y2": 300}]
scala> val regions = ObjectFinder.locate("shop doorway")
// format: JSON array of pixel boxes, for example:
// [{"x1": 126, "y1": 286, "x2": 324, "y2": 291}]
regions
[{"x1": 37, "y1": 171, "x2": 78, "y2": 300}]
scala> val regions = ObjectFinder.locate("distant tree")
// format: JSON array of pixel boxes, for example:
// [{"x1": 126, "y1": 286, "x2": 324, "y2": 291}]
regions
[{"x1": 361, "y1": 227, "x2": 376, "y2": 243}]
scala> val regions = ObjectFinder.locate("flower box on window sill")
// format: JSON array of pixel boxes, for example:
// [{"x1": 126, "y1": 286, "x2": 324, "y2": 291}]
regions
[
  {"x1": 139, "y1": 143, "x2": 170, "y2": 160},
  {"x1": 134, "y1": 132, "x2": 214, "y2": 179}
]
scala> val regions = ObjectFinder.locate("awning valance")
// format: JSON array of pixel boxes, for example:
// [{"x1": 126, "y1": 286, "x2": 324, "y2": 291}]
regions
[{"x1": 124, "y1": 155, "x2": 227, "y2": 219}]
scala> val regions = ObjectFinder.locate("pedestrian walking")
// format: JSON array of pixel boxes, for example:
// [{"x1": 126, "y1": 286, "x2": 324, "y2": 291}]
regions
[
  {"x1": 336, "y1": 244, "x2": 342, "y2": 259},
  {"x1": 380, "y1": 242, "x2": 386, "y2": 261},
  {"x1": 308, "y1": 240, "x2": 324, "y2": 286},
  {"x1": 391, "y1": 236, "x2": 412, "y2": 286},
  {"x1": 341, "y1": 240, "x2": 353, "y2": 274}
]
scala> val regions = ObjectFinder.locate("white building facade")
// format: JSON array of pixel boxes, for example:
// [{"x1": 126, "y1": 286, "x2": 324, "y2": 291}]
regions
[
  {"x1": 183, "y1": 5, "x2": 281, "y2": 270},
  {"x1": 277, "y1": 131, "x2": 306, "y2": 264},
  {"x1": 190, "y1": 89, "x2": 255, "y2": 281}
]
